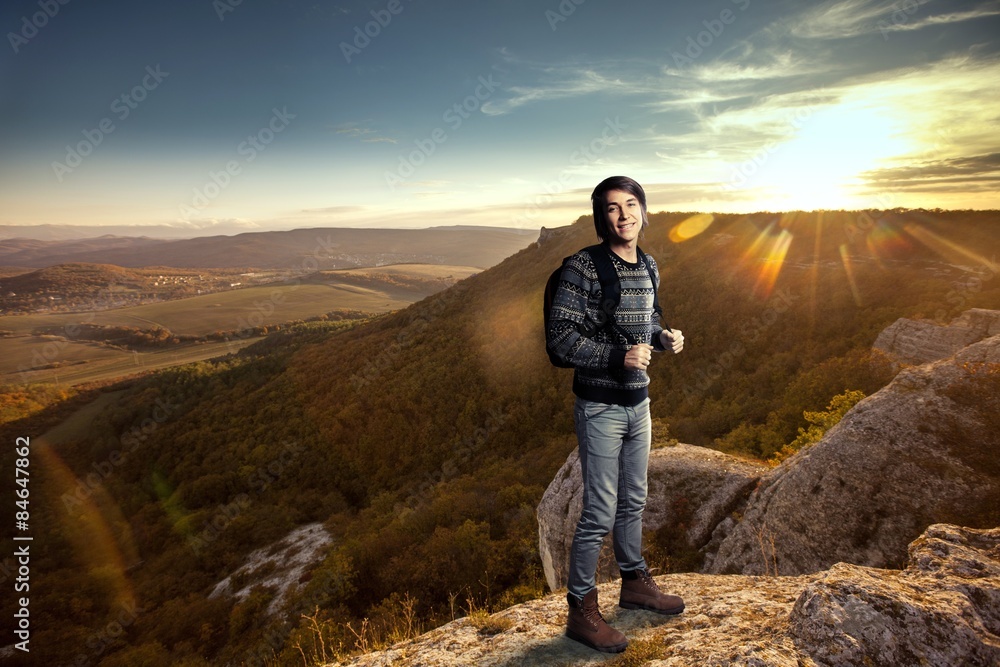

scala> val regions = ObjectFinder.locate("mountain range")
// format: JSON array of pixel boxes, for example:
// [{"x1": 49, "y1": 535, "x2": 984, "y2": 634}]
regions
[
  {"x1": 0, "y1": 209, "x2": 997, "y2": 665},
  {"x1": 0, "y1": 226, "x2": 538, "y2": 270}
]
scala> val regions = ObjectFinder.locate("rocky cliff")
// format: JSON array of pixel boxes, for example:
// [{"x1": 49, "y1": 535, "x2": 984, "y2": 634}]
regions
[
  {"x1": 537, "y1": 443, "x2": 765, "y2": 591},
  {"x1": 709, "y1": 328, "x2": 1000, "y2": 575},
  {"x1": 540, "y1": 310, "x2": 1000, "y2": 578},
  {"x1": 331, "y1": 524, "x2": 1000, "y2": 666},
  {"x1": 873, "y1": 308, "x2": 1000, "y2": 366},
  {"x1": 328, "y1": 310, "x2": 1000, "y2": 666}
]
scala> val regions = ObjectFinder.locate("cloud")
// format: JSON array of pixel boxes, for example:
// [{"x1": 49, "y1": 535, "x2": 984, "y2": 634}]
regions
[
  {"x1": 482, "y1": 0, "x2": 1000, "y2": 210},
  {"x1": 480, "y1": 70, "x2": 629, "y2": 115},
  {"x1": 783, "y1": 0, "x2": 1000, "y2": 40},
  {"x1": 860, "y1": 153, "x2": 1000, "y2": 191},
  {"x1": 333, "y1": 121, "x2": 397, "y2": 144},
  {"x1": 481, "y1": 51, "x2": 655, "y2": 116},
  {"x1": 168, "y1": 217, "x2": 262, "y2": 230},
  {"x1": 298, "y1": 205, "x2": 368, "y2": 215},
  {"x1": 643, "y1": 181, "x2": 751, "y2": 206},
  {"x1": 786, "y1": 0, "x2": 912, "y2": 40},
  {"x1": 870, "y1": 2, "x2": 1000, "y2": 35}
]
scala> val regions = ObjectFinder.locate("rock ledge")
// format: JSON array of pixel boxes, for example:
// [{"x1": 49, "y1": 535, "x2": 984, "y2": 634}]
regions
[{"x1": 331, "y1": 524, "x2": 1000, "y2": 667}]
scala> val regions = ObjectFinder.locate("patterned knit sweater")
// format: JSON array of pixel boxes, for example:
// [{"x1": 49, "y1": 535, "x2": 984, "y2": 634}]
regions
[{"x1": 546, "y1": 244, "x2": 666, "y2": 406}]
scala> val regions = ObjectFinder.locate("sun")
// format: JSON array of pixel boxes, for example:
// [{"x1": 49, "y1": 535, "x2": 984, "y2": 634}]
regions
[{"x1": 742, "y1": 101, "x2": 912, "y2": 211}]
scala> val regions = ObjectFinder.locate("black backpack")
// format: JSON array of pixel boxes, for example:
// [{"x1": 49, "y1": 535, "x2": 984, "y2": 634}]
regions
[{"x1": 544, "y1": 244, "x2": 662, "y2": 368}]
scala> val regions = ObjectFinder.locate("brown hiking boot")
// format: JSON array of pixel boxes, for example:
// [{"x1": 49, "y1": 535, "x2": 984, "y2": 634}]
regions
[
  {"x1": 565, "y1": 590, "x2": 628, "y2": 653},
  {"x1": 619, "y1": 568, "x2": 685, "y2": 615}
]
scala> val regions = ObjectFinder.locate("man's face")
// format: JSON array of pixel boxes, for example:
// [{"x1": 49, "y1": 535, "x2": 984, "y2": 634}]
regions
[{"x1": 604, "y1": 189, "x2": 642, "y2": 246}]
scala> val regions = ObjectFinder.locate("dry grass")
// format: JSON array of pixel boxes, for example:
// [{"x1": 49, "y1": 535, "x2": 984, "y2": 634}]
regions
[
  {"x1": 466, "y1": 609, "x2": 515, "y2": 636},
  {"x1": 605, "y1": 638, "x2": 667, "y2": 666}
]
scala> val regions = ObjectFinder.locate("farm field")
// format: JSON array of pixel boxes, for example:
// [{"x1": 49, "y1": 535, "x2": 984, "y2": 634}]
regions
[
  {"x1": 0, "y1": 264, "x2": 480, "y2": 335},
  {"x1": 2, "y1": 338, "x2": 258, "y2": 387},
  {"x1": 0, "y1": 264, "x2": 479, "y2": 386},
  {"x1": 4, "y1": 283, "x2": 396, "y2": 336}
]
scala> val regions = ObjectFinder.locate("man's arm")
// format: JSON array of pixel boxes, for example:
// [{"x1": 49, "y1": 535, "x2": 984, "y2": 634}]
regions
[{"x1": 545, "y1": 252, "x2": 628, "y2": 370}]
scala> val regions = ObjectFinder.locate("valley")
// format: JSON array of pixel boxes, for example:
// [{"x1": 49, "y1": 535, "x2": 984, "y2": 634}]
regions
[
  {"x1": 0, "y1": 264, "x2": 482, "y2": 387},
  {"x1": 0, "y1": 225, "x2": 521, "y2": 389},
  {"x1": 0, "y1": 210, "x2": 997, "y2": 666}
]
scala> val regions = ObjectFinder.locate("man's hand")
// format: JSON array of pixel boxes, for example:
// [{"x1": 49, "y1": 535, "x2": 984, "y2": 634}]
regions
[
  {"x1": 625, "y1": 343, "x2": 654, "y2": 371},
  {"x1": 660, "y1": 329, "x2": 684, "y2": 354}
]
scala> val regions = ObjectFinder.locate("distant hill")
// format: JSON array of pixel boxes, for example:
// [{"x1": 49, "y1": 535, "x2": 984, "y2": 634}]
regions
[
  {"x1": 2, "y1": 262, "x2": 147, "y2": 293},
  {"x1": 0, "y1": 223, "x2": 291, "y2": 240},
  {"x1": 0, "y1": 235, "x2": 170, "y2": 267},
  {"x1": 0, "y1": 262, "x2": 242, "y2": 315},
  {"x1": 0, "y1": 226, "x2": 538, "y2": 269},
  {"x1": 2, "y1": 209, "x2": 998, "y2": 666}
]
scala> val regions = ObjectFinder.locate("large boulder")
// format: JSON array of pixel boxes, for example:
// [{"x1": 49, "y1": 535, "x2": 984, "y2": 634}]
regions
[
  {"x1": 789, "y1": 523, "x2": 1000, "y2": 666},
  {"x1": 537, "y1": 442, "x2": 765, "y2": 592},
  {"x1": 330, "y1": 524, "x2": 1000, "y2": 667},
  {"x1": 709, "y1": 332, "x2": 1000, "y2": 576},
  {"x1": 873, "y1": 308, "x2": 1000, "y2": 366}
]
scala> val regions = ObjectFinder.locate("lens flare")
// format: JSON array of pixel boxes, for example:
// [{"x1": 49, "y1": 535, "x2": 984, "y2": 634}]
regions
[
  {"x1": 152, "y1": 469, "x2": 193, "y2": 536},
  {"x1": 866, "y1": 220, "x2": 912, "y2": 267},
  {"x1": 904, "y1": 223, "x2": 1000, "y2": 272},
  {"x1": 754, "y1": 229, "x2": 793, "y2": 297},
  {"x1": 742, "y1": 220, "x2": 777, "y2": 266},
  {"x1": 36, "y1": 442, "x2": 138, "y2": 608},
  {"x1": 668, "y1": 213, "x2": 715, "y2": 243},
  {"x1": 839, "y1": 244, "x2": 863, "y2": 306},
  {"x1": 742, "y1": 218, "x2": 793, "y2": 297}
]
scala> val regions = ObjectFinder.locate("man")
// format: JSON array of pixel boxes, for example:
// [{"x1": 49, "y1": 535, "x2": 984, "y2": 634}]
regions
[{"x1": 546, "y1": 176, "x2": 685, "y2": 653}]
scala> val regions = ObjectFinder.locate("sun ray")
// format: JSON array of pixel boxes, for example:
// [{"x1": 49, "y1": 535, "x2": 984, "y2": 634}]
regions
[
  {"x1": 742, "y1": 220, "x2": 778, "y2": 266},
  {"x1": 754, "y1": 228, "x2": 793, "y2": 298},
  {"x1": 807, "y1": 211, "x2": 825, "y2": 336},
  {"x1": 904, "y1": 223, "x2": 1000, "y2": 273},
  {"x1": 839, "y1": 244, "x2": 863, "y2": 306}
]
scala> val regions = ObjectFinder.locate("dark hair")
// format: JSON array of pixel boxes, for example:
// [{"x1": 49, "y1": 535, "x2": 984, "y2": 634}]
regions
[{"x1": 590, "y1": 176, "x2": 649, "y2": 242}]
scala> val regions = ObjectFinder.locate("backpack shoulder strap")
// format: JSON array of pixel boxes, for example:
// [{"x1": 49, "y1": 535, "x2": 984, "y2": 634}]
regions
[
  {"x1": 637, "y1": 247, "x2": 670, "y2": 331},
  {"x1": 583, "y1": 244, "x2": 617, "y2": 289},
  {"x1": 635, "y1": 246, "x2": 662, "y2": 320},
  {"x1": 582, "y1": 244, "x2": 619, "y2": 327}
]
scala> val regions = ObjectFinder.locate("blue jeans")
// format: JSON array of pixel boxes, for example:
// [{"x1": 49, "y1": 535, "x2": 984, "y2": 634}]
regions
[{"x1": 567, "y1": 397, "x2": 651, "y2": 599}]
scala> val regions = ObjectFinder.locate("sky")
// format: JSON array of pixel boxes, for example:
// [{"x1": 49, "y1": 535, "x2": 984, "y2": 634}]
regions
[{"x1": 1, "y1": 0, "x2": 999, "y2": 235}]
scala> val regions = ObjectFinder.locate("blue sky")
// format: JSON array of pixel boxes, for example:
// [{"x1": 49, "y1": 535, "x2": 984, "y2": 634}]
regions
[{"x1": 1, "y1": 0, "x2": 998, "y2": 234}]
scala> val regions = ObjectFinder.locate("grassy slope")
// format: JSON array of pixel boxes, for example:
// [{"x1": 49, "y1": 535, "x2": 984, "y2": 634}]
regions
[{"x1": 2, "y1": 210, "x2": 998, "y2": 665}]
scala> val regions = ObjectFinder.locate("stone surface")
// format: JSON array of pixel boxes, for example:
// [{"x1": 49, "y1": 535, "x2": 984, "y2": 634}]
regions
[
  {"x1": 873, "y1": 308, "x2": 1000, "y2": 367},
  {"x1": 709, "y1": 332, "x2": 1000, "y2": 576},
  {"x1": 329, "y1": 524, "x2": 1000, "y2": 667},
  {"x1": 328, "y1": 312, "x2": 1000, "y2": 667},
  {"x1": 209, "y1": 522, "x2": 333, "y2": 614},
  {"x1": 537, "y1": 443, "x2": 765, "y2": 591},
  {"x1": 790, "y1": 524, "x2": 1000, "y2": 667}
]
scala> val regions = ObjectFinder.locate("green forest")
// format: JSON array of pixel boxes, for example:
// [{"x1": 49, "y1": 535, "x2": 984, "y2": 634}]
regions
[{"x1": 1, "y1": 209, "x2": 998, "y2": 665}]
